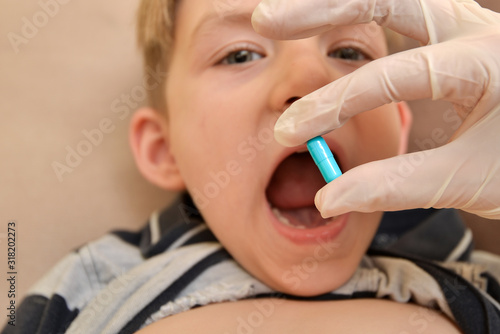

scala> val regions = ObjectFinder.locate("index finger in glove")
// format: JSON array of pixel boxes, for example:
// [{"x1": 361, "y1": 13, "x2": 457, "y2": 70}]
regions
[
  {"x1": 252, "y1": 0, "x2": 494, "y2": 44},
  {"x1": 274, "y1": 40, "x2": 494, "y2": 147}
]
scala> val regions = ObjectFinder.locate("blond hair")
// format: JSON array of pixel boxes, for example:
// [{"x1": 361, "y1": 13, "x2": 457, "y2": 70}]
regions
[{"x1": 137, "y1": 0, "x2": 177, "y2": 113}]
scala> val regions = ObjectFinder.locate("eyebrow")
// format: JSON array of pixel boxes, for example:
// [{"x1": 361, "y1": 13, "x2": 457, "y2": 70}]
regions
[{"x1": 191, "y1": 11, "x2": 254, "y2": 41}]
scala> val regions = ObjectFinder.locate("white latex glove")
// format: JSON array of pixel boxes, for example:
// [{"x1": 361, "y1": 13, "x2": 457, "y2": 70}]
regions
[{"x1": 252, "y1": 0, "x2": 500, "y2": 219}]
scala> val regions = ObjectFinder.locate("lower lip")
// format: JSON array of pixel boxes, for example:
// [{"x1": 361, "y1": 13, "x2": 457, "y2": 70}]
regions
[{"x1": 267, "y1": 203, "x2": 349, "y2": 245}]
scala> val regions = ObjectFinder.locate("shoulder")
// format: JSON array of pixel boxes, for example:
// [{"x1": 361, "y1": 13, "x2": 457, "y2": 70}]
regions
[
  {"x1": 8, "y1": 232, "x2": 144, "y2": 334},
  {"x1": 30, "y1": 232, "x2": 143, "y2": 295},
  {"x1": 136, "y1": 298, "x2": 463, "y2": 334}
]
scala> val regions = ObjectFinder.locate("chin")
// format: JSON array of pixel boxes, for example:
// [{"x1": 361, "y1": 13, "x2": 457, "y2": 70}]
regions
[
  {"x1": 271, "y1": 210, "x2": 382, "y2": 297},
  {"x1": 245, "y1": 215, "x2": 379, "y2": 298}
]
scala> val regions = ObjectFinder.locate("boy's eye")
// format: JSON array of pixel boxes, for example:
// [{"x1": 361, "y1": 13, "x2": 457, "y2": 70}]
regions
[
  {"x1": 220, "y1": 50, "x2": 263, "y2": 65},
  {"x1": 328, "y1": 47, "x2": 370, "y2": 61}
]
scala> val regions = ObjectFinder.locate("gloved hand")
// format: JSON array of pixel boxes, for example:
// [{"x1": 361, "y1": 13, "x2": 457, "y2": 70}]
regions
[{"x1": 252, "y1": 0, "x2": 500, "y2": 219}]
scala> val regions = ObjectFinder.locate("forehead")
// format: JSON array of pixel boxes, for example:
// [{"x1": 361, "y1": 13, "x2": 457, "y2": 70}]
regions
[
  {"x1": 172, "y1": 0, "x2": 388, "y2": 59},
  {"x1": 175, "y1": 0, "x2": 387, "y2": 44},
  {"x1": 176, "y1": 0, "x2": 261, "y2": 35}
]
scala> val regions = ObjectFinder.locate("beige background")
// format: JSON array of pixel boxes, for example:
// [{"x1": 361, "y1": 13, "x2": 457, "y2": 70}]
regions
[{"x1": 1, "y1": 0, "x2": 499, "y2": 316}]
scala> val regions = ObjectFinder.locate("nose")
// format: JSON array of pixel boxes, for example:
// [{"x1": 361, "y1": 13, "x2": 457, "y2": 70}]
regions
[{"x1": 269, "y1": 41, "x2": 339, "y2": 113}]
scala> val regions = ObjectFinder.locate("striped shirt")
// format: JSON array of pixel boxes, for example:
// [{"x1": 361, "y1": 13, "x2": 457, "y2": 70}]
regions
[{"x1": 4, "y1": 193, "x2": 500, "y2": 334}]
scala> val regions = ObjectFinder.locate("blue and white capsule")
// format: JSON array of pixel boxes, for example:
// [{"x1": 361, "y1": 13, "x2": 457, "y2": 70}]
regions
[{"x1": 306, "y1": 136, "x2": 342, "y2": 183}]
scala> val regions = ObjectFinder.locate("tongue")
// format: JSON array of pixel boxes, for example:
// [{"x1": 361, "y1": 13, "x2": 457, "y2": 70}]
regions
[{"x1": 267, "y1": 152, "x2": 326, "y2": 210}]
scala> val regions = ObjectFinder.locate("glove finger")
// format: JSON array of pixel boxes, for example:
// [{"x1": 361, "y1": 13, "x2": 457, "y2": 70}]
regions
[
  {"x1": 253, "y1": 0, "x2": 427, "y2": 42},
  {"x1": 315, "y1": 152, "x2": 438, "y2": 217},
  {"x1": 314, "y1": 147, "x2": 462, "y2": 217},
  {"x1": 315, "y1": 116, "x2": 500, "y2": 220},
  {"x1": 274, "y1": 41, "x2": 491, "y2": 147},
  {"x1": 253, "y1": 0, "x2": 495, "y2": 44}
]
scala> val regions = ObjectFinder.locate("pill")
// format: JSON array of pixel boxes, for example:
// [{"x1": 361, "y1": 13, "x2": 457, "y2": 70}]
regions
[{"x1": 306, "y1": 136, "x2": 342, "y2": 183}]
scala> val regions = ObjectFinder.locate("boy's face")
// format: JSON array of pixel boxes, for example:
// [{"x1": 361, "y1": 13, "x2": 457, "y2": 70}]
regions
[{"x1": 164, "y1": 0, "x2": 409, "y2": 295}]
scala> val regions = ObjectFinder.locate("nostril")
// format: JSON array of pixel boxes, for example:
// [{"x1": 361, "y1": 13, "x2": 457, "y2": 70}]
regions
[
  {"x1": 282, "y1": 97, "x2": 301, "y2": 112},
  {"x1": 286, "y1": 97, "x2": 300, "y2": 105}
]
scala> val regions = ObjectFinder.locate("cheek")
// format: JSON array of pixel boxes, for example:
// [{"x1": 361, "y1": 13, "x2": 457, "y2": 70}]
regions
[
  {"x1": 167, "y1": 92, "x2": 264, "y2": 224},
  {"x1": 351, "y1": 106, "x2": 401, "y2": 164},
  {"x1": 168, "y1": 81, "x2": 237, "y2": 174}
]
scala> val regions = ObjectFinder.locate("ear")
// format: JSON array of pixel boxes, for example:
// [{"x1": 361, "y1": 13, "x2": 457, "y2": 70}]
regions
[
  {"x1": 129, "y1": 107, "x2": 185, "y2": 190},
  {"x1": 396, "y1": 101, "x2": 413, "y2": 155}
]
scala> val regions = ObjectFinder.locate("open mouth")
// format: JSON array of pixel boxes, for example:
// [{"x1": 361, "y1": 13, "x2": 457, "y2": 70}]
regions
[{"x1": 266, "y1": 149, "x2": 341, "y2": 229}]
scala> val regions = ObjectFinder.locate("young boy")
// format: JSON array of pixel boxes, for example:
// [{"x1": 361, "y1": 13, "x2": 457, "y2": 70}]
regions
[{"x1": 5, "y1": 0, "x2": 500, "y2": 333}]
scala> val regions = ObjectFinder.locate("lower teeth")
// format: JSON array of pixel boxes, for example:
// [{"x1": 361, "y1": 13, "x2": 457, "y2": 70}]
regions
[
  {"x1": 271, "y1": 206, "x2": 337, "y2": 229},
  {"x1": 272, "y1": 207, "x2": 305, "y2": 229}
]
